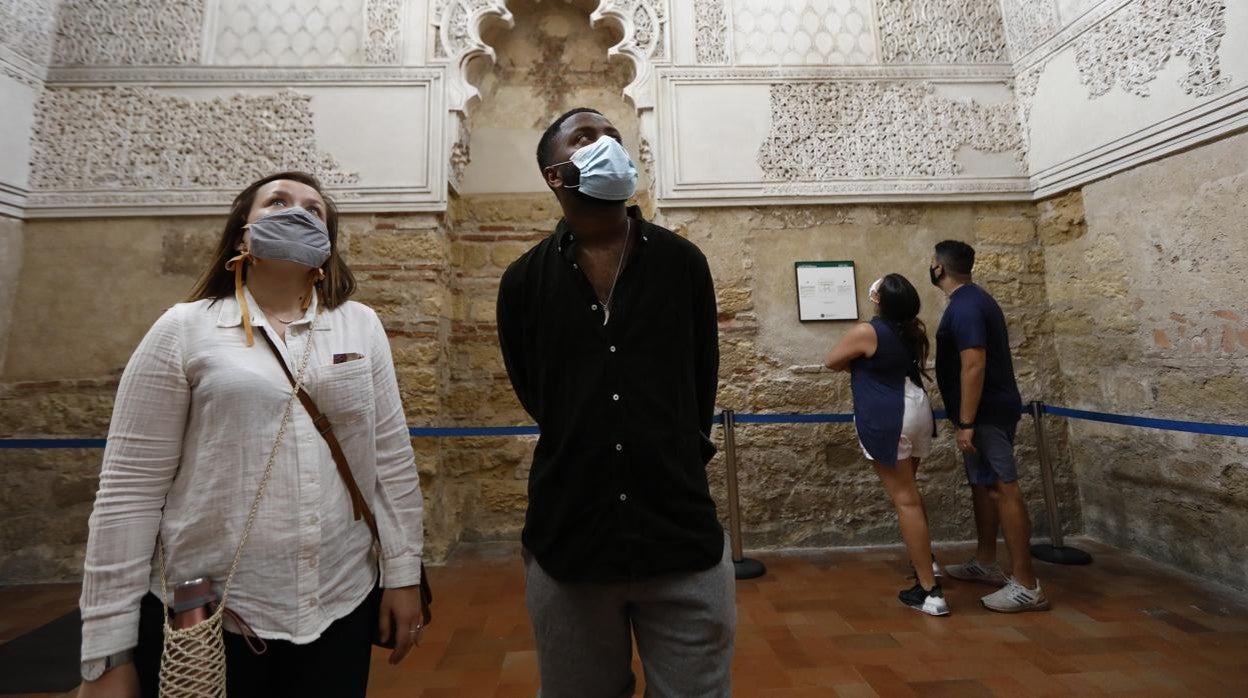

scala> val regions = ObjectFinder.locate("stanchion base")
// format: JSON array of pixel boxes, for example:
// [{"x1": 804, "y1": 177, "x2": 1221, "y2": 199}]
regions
[
  {"x1": 1031, "y1": 543, "x2": 1093, "y2": 565},
  {"x1": 733, "y1": 558, "x2": 767, "y2": 580}
]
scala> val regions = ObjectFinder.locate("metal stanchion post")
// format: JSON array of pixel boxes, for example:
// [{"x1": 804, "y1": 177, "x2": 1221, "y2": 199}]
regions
[
  {"x1": 1029, "y1": 401, "x2": 1092, "y2": 565},
  {"x1": 722, "y1": 410, "x2": 766, "y2": 579}
]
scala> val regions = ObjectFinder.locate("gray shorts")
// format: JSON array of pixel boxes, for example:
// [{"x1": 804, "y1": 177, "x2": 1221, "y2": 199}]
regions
[
  {"x1": 524, "y1": 536, "x2": 736, "y2": 698},
  {"x1": 963, "y1": 421, "x2": 1019, "y2": 486}
]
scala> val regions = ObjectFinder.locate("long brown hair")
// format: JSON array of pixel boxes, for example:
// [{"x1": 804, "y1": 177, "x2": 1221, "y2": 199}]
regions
[
  {"x1": 187, "y1": 171, "x2": 356, "y2": 308},
  {"x1": 877, "y1": 273, "x2": 931, "y2": 381}
]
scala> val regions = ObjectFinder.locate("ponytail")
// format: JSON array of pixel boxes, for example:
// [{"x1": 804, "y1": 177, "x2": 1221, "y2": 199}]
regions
[{"x1": 900, "y1": 317, "x2": 931, "y2": 382}]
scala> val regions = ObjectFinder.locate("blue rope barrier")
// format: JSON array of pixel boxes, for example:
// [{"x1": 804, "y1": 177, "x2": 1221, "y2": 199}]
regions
[
  {"x1": 408, "y1": 425, "x2": 540, "y2": 438},
  {"x1": 1041, "y1": 405, "x2": 1248, "y2": 438},
  {"x1": 0, "y1": 438, "x2": 108, "y2": 449},
  {"x1": 3, "y1": 406, "x2": 1244, "y2": 448}
]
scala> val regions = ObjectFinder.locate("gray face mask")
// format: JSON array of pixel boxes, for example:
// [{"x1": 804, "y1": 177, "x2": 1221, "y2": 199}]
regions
[{"x1": 246, "y1": 206, "x2": 331, "y2": 269}]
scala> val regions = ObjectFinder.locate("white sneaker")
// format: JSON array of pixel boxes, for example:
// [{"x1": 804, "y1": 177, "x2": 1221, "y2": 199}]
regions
[
  {"x1": 982, "y1": 578, "x2": 1050, "y2": 613},
  {"x1": 944, "y1": 558, "x2": 1008, "y2": 586}
]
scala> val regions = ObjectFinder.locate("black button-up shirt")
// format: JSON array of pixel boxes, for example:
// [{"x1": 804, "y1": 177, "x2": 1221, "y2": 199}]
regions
[{"x1": 496, "y1": 206, "x2": 723, "y2": 583}]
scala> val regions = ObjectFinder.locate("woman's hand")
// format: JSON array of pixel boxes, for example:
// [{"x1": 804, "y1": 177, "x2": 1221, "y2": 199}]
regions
[
  {"x1": 377, "y1": 585, "x2": 426, "y2": 665},
  {"x1": 78, "y1": 662, "x2": 139, "y2": 698}
]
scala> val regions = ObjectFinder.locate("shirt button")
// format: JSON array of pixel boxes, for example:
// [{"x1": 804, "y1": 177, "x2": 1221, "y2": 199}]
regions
[
  {"x1": 615, "y1": 443, "x2": 623, "y2": 451},
  {"x1": 612, "y1": 393, "x2": 620, "y2": 401},
  {"x1": 609, "y1": 346, "x2": 617, "y2": 353},
  {"x1": 619, "y1": 493, "x2": 628, "y2": 502},
  {"x1": 572, "y1": 263, "x2": 579, "y2": 269},
  {"x1": 308, "y1": 598, "x2": 318, "y2": 608},
  {"x1": 592, "y1": 304, "x2": 599, "y2": 311}
]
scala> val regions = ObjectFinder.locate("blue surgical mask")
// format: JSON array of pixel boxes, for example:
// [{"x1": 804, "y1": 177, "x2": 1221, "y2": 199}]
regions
[{"x1": 551, "y1": 136, "x2": 638, "y2": 201}]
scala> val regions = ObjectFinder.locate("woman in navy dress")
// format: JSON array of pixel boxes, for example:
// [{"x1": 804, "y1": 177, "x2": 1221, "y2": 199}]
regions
[{"x1": 824, "y1": 274, "x2": 947, "y2": 616}]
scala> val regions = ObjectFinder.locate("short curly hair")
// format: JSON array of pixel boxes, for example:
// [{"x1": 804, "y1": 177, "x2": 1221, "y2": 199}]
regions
[{"x1": 535, "y1": 107, "x2": 604, "y2": 172}]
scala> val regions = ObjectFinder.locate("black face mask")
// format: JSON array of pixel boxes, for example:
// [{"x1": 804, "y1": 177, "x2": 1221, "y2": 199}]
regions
[{"x1": 929, "y1": 265, "x2": 943, "y2": 287}]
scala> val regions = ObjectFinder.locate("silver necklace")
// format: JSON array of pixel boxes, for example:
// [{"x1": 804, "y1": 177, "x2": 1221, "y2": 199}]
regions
[
  {"x1": 258, "y1": 303, "x2": 299, "y2": 325},
  {"x1": 601, "y1": 218, "x2": 631, "y2": 326}
]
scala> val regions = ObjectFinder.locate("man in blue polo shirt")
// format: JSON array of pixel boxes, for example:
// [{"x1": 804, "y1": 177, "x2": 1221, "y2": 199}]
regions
[{"x1": 931, "y1": 240, "x2": 1050, "y2": 613}]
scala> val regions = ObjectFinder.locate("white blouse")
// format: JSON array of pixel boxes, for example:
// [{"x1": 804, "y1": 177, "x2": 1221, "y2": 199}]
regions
[{"x1": 80, "y1": 288, "x2": 425, "y2": 661}]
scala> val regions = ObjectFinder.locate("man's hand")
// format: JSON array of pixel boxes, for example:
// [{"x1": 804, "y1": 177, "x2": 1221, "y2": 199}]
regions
[
  {"x1": 378, "y1": 585, "x2": 426, "y2": 665},
  {"x1": 78, "y1": 662, "x2": 139, "y2": 698},
  {"x1": 956, "y1": 427, "x2": 977, "y2": 454}
]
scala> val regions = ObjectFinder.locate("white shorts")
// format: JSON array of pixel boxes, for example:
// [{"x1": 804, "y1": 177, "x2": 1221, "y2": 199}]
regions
[{"x1": 860, "y1": 379, "x2": 934, "y2": 462}]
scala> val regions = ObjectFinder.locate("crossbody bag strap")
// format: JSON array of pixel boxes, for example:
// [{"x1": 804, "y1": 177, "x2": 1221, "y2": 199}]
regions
[
  {"x1": 259, "y1": 329, "x2": 432, "y2": 624},
  {"x1": 259, "y1": 329, "x2": 379, "y2": 541}
]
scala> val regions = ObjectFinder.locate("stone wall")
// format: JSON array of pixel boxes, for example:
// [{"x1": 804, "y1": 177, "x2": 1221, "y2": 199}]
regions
[
  {"x1": 1040, "y1": 131, "x2": 1248, "y2": 591},
  {"x1": 0, "y1": 193, "x2": 1085, "y2": 582},
  {"x1": 0, "y1": 218, "x2": 21, "y2": 371},
  {"x1": 659, "y1": 202, "x2": 1079, "y2": 548}
]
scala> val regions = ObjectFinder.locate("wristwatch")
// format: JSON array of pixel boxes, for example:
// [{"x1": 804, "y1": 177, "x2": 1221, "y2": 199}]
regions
[
  {"x1": 951, "y1": 417, "x2": 976, "y2": 430},
  {"x1": 81, "y1": 648, "x2": 134, "y2": 682}
]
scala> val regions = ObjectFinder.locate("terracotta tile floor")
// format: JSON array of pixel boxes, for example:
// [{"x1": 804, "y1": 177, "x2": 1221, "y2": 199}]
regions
[{"x1": 6, "y1": 538, "x2": 1248, "y2": 697}]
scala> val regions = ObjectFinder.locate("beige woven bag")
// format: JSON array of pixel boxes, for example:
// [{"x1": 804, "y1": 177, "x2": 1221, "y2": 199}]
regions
[{"x1": 155, "y1": 317, "x2": 318, "y2": 697}]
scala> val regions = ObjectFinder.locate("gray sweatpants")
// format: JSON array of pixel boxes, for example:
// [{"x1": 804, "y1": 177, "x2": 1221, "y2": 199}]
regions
[{"x1": 524, "y1": 538, "x2": 736, "y2": 698}]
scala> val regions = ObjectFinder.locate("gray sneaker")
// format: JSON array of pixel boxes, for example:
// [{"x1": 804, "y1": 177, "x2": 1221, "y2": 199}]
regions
[
  {"x1": 944, "y1": 558, "x2": 1008, "y2": 585},
  {"x1": 982, "y1": 578, "x2": 1050, "y2": 613}
]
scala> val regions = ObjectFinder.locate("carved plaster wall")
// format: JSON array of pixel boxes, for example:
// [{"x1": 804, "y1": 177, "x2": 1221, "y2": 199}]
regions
[
  {"x1": 875, "y1": 0, "x2": 1010, "y2": 64},
  {"x1": 365, "y1": 0, "x2": 404, "y2": 63},
  {"x1": 212, "y1": 0, "x2": 367, "y2": 66},
  {"x1": 0, "y1": 0, "x2": 59, "y2": 68},
  {"x1": 1000, "y1": 0, "x2": 1061, "y2": 60},
  {"x1": 53, "y1": 0, "x2": 206, "y2": 66},
  {"x1": 758, "y1": 81, "x2": 1022, "y2": 180},
  {"x1": 29, "y1": 87, "x2": 358, "y2": 191},
  {"x1": 1073, "y1": 0, "x2": 1229, "y2": 98},
  {"x1": 733, "y1": 0, "x2": 877, "y2": 66},
  {"x1": 693, "y1": 0, "x2": 728, "y2": 64}
]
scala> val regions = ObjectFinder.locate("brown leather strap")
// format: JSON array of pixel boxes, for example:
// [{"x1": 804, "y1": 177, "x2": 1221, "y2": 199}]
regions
[
  {"x1": 258, "y1": 329, "x2": 432, "y2": 625},
  {"x1": 259, "y1": 329, "x2": 379, "y2": 540}
]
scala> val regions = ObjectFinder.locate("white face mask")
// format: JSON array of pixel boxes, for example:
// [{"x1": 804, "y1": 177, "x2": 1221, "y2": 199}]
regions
[
  {"x1": 550, "y1": 136, "x2": 638, "y2": 201},
  {"x1": 869, "y1": 277, "x2": 884, "y2": 305}
]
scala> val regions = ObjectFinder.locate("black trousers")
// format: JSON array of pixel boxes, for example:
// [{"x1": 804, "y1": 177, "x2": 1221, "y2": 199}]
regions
[{"x1": 135, "y1": 589, "x2": 377, "y2": 698}]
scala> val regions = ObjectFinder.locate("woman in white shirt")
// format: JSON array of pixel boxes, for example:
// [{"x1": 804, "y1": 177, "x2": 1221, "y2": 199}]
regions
[{"x1": 78, "y1": 172, "x2": 427, "y2": 697}]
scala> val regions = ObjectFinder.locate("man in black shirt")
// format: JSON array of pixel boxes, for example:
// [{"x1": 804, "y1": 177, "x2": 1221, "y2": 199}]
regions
[{"x1": 497, "y1": 108, "x2": 735, "y2": 696}]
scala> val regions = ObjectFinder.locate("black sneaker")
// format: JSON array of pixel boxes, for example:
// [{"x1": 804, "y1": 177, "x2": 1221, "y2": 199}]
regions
[{"x1": 899, "y1": 583, "x2": 950, "y2": 616}]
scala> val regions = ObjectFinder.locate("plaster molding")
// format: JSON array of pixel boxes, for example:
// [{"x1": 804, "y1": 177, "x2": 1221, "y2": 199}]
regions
[
  {"x1": 657, "y1": 65, "x2": 1016, "y2": 82},
  {"x1": 29, "y1": 87, "x2": 359, "y2": 192},
  {"x1": 732, "y1": 0, "x2": 877, "y2": 66},
  {"x1": 431, "y1": 0, "x2": 514, "y2": 112},
  {"x1": 874, "y1": 0, "x2": 1010, "y2": 64},
  {"x1": 0, "y1": 182, "x2": 29, "y2": 219},
  {"x1": 45, "y1": 65, "x2": 445, "y2": 85},
  {"x1": 1000, "y1": 0, "x2": 1061, "y2": 61},
  {"x1": 590, "y1": 0, "x2": 670, "y2": 111},
  {"x1": 0, "y1": 0, "x2": 58, "y2": 68},
  {"x1": 656, "y1": 70, "x2": 1028, "y2": 206},
  {"x1": 22, "y1": 70, "x2": 448, "y2": 218},
  {"x1": 757, "y1": 81, "x2": 1023, "y2": 180},
  {"x1": 1013, "y1": 62, "x2": 1045, "y2": 168},
  {"x1": 693, "y1": 0, "x2": 729, "y2": 65},
  {"x1": 1030, "y1": 83, "x2": 1248, "y2": 198},
  {"x1": 365, "y1": 0, "x2": 404, "y2": 64},
  {"x1": 2, "y1": 53, "x2": 45, "y2": 89},
  {"x1": 1073, "y1": 0, "x2": 1229, "y2": 99},
  {"x1": 52, "y1": 0, "x2": 206, "y2": 66}
]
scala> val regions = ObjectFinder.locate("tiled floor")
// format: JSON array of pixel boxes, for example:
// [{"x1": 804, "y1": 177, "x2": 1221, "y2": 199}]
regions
[{"x1": 6, "y1": 539, "x2": 1247, "y2": 697}]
